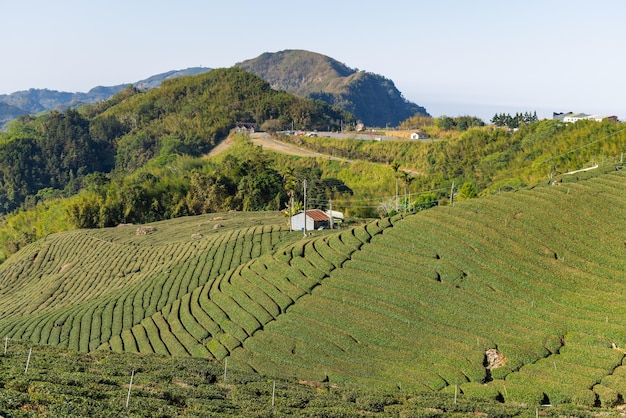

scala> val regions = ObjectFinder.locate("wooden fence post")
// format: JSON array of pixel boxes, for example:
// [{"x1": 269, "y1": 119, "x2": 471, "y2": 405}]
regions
[
  {"x1": 126, "y1": 369, "x2": 135, "y2": 408},
  {"x1": 24, "y1": 347, "x2": 32, "y2": 374}
]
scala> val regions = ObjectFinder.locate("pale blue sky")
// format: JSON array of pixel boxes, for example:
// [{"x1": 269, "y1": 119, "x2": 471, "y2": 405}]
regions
[{"x1": 2, "y1": 0, "x2": 625, "y2": 121}]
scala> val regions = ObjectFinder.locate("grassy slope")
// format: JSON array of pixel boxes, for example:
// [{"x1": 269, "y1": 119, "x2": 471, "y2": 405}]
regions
[
  {"x1": 224, "y1": 169, "x2": 626, "y2": 407},
  {"x1": 0, "y1": 168, "x2": 624, "y2": 408}
]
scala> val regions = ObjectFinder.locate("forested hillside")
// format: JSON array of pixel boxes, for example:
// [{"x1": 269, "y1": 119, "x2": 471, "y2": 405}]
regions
[
  {"x1": 0, "y1": 67, "x2": 212, "y2": 129},
  {"x1": 278, "y1": 118, "x2": 626, "y2": 196},
  {"x1": 1, "y1": 106, "x2": 625, "y2": 264},
  {"x1": 0, "y1": 67, "x2": 354, "y2": 215},
  {"x1": 0, "y1": 68, "x2": 356, "y2": 261}
]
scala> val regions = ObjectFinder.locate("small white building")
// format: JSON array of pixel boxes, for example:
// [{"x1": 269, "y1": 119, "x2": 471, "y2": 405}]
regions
[
  {"x1": 325, "y1": 210, "x2": 344, "y2": 225},
  {"x1": 290, "y1": 209, "x2": 331, "y2": 231},
  {"x1": 410, "y1": 131, "x2": 429, "y2": 139}
]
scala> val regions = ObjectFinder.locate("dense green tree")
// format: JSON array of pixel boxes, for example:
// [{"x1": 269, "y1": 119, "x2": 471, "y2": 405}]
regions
[
  {"x1": 492, "y1": 111, "x2": 538, "y2": 128},
  {"x1": 186, "y1": 172, "x2": 233, "y2": 214},
  {"x1": 434, "y1": 115, "x2": 484, "y2": 131},
  {"x1": 435, "y1": 115, "x2": 455, "y2": 130},
  {"x1": 457, "y1": 182, "x2": 478, "y2": 201},
  {"x1": 0, "y1": 138, "x2": 44, "y2": 212},
  {"x1": 0, "y1": 67, "x2": 354, "y2": 216},
  {"x1": 412, "y1": 192, "x2": 438, "y2": 211}
]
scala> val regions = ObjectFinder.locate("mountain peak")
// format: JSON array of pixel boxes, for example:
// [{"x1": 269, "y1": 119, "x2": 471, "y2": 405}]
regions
[{"x1": 237, "y1": 50, "x2": 428, "y2": 126}]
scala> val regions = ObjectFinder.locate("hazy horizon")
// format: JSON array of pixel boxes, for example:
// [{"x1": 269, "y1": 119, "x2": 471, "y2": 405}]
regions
[{"x1": 2, "y1": 0, "x2": 625, "y2": 122}]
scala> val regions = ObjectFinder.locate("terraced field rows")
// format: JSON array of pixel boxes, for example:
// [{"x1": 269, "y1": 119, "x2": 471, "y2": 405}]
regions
[
  {"x1": 0, "y1": 172, "x2": 624, "y2": 407},
  {"x1": 101, "y1": 221, "x2": 387, "y2": 361},
  {"x1": 216, "y1": 171, "x2": 626, "y2": 403},
  {"x1": 0, "y1": 213, "x2": 294, "y2": 354}
]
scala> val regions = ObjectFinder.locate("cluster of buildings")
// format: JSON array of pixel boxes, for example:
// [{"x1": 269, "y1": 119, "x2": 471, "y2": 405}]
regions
[{"x1": 552, "y1": 112, "x2": 619, "y2": 123}]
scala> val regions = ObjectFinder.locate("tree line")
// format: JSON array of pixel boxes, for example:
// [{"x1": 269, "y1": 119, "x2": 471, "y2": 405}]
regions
[{"x1": 491, "y1": 111, "x2": 538, "y2": 129}]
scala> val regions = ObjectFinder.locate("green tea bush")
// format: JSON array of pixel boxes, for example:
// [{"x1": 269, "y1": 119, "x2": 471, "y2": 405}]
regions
[
  {"x1": 242, "y1": 264, "x2": 295, "y2": 313},
  {"x1": 131, "y1": 325, "x2": 152, "y2": 354},
  {"x1": 217, "y1": 332, "x2": 242, "y2": 352},
  {"x1": 266, "y1": 267, "x2": 315, "y2": 300},
  {"x1": 210, "y1": 288, "x2": 261, "y2": 337},
  {"x1": 313, "y1": 240, "x2": 348, "y2": 268},
  {"x1": 593, "y1": 383, "x2": 620, "y2": 408},
  {"x1": 108, "y1": 335, "x2": 123, "y2": 352},
  {"x1": 0, "y1": 390, "x2": 31, "y2": 411},
  {"x1": 339, "y1": 228, "x2": 364, "y2": 250},
  {"x1": 301, "y1": 241, "x2": 335, "y2": 274},
  {"x1": 352, "y1": 225, "x2": 372, "y2": 245},
  {"x1": 189, "y1": 287, "x2": 221, "y2": 336},
  {"x1": 205, "y1": 338, "x2": 228, "y2": 359},
  {"x1": 164, "y1": 308, "x2": 209, "y2": 357},
  {"x1": 326, "y1": 234, "x2": 356, "y2": 257},
  {"x1": 288, "y1": 239, "x2": 306, "y2": 258},
  {"x1": 500, "y1": 381, "x2": 545, "y2": 405},
  {"x1": 176, "y1": 294, "x2": 210, "y2": 342},
  {"x1": 355, "y1": 392, "x2": 400, "y2": 412},
  {"x1": 289, "y1": 256, "x2": 326, "y2": 281},
  {"x1": 120, "y1": 329, "x2": 138, "y2": 352},
  {"x1": 221, "y1": 279, "x2": 273, "y2": 325},
  {"x1": 142, "y1": 318, "x2": 170, "y2": 355},
  {"x1": 459, "y1": 381, "x2": 502, "y2": 401}
]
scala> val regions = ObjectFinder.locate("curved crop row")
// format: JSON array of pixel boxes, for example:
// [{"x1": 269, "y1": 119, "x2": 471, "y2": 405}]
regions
[
  {"x1": 99, "y1": 220, "x2": 393, "y2": 360},
  {"x1": 224, "y1": 172, "x2": 626, "y2": 399},
  {"x1": 0, "y1": 220, "x2": 293, "y2": 354}
]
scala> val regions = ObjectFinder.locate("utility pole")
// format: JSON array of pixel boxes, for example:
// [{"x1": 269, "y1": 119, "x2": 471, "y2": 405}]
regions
[
  {"x1": 408, "y1": 185, "x2": 411, "y2": 214},
  {"x1": 329, "y1": 199, "x2": 334, "y2": 230},
  {"x1": 450, "y1": 181, "x2": 455, "y2": 206},
  {"x1": 403, "y1": 181, "x2": 407, "y2": 214},
  {"x1": 303, "y1": 179, "x2": 308, "y2": 237},
  {"x1": 394, "y1": 176, "x2": 398, "y2": 213},
  {"x1": 289, "y1": 192, "x2": 294, "y2": 231}
]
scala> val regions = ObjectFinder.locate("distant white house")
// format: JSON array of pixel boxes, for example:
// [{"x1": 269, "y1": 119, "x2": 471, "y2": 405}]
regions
[
  {"x1": 410, "y1": 131, "x2": 429, "y2": 139},
  {"x1": 290, "y1": 209, "x2": 331, "y2": 231}
]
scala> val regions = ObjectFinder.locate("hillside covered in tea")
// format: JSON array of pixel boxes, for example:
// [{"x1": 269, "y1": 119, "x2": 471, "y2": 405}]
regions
[{"x1": 0, "y1": 167, "x2": 624, "y2": 413}]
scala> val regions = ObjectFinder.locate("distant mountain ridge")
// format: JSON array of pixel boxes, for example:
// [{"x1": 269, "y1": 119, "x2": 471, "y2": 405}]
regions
[
  {"x1": 0, "y1": 67, "x2": 212, "y2": 129},
  {"x1": 1, "y1": 50, "x2": 429, "y2": 129},
  {"x1": 237, "y1": 49, "x2": 429, "y2": 126}
]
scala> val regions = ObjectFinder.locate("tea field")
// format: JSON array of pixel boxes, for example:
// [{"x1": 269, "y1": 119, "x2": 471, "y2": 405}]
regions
[
  {"x1": 0, "y1": 168, "x2": 625, "y2": 415},
  {"x1": 2, "y1": 339, "x2": 600, "y2": 417}
]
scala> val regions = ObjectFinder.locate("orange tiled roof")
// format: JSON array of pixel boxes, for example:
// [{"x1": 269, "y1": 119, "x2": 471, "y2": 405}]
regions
[{"x1": 304, "y1": 209, "x2": 329, "y2": 221}]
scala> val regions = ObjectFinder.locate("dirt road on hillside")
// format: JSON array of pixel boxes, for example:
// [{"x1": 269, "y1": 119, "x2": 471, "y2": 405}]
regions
[
  {"x1": 251, "y1": 133, "x2": 352, "y2": 161},
  {"x1": 207, "y1": 133, "x2": 352, "y2": 162},
  {"x1": 208, "y1": 133, "x2": 422, "y2": 176}
]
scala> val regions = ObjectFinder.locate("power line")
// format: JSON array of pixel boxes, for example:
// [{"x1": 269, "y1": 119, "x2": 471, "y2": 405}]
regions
[{"x1": 537, "y1": 127, "x2": 626, "y2": 167}]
